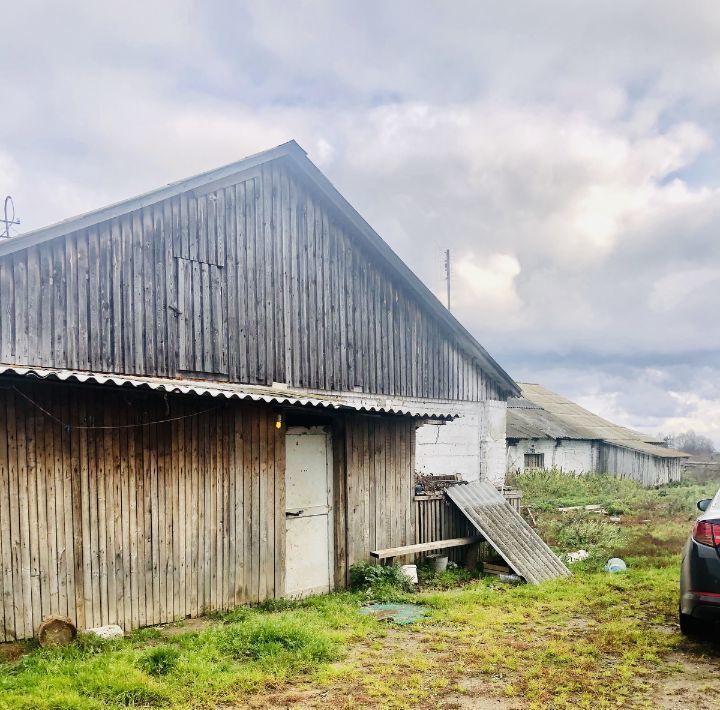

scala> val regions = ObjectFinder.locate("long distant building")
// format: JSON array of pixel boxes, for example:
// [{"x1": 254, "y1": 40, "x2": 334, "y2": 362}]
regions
[{"x1": 506, "y1": 383, "x2": 689, "y2": 486}]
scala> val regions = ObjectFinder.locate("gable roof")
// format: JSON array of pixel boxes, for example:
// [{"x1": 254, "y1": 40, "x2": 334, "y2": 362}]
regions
[
  {"x1": 507, "y1": 396, "x2": 587, "y2": 440},
  {"x1": 512, "y1": 383, "x2": 689, "y2": 459},
  {"x1": 0, "y1": 140, "x2": 519, "y2": 396}
]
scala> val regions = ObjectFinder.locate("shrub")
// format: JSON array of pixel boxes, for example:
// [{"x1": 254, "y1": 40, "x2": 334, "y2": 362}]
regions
[
  {"x1": 349, "y1": 562, "x2": 414, "y2": 594},
  {"x1": 138, "y1": 646, "x2": 181, "y2": 676}
]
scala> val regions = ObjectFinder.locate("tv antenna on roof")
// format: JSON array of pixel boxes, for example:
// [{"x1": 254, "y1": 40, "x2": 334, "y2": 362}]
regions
[{"x1": 1, "y1": 196, "x2": 20, "y2": 239}]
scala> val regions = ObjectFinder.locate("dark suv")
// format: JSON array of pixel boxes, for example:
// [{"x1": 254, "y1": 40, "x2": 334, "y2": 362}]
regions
[{"x1": 680, "y1": 489, "x2": 720, "y2": 635}]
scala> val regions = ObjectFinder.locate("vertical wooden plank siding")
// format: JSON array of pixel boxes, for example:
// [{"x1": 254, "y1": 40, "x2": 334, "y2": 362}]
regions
[
  {"x1": 340, "y1": 414, "x2": 416, "y2": 577},
  {"x1": 0, "y1": 162, "x2": 507, "y2": 403},
  {"x1": 0, "y1": 380, "x2": 285, "y2": 641}
]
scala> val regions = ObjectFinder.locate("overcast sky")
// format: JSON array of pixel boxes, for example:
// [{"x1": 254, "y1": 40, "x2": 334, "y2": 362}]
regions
[{"x1": 2, "y1": 1, "x2": 719, "y2": 444}]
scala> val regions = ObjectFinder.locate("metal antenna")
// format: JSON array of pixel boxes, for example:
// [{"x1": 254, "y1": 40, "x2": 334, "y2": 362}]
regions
[
  {"x1": 0, "y1": 196, "x2": 20, "y2": 239},
  {"x1": 444, "y1": 249, "x2": 451, "y2": 311}
]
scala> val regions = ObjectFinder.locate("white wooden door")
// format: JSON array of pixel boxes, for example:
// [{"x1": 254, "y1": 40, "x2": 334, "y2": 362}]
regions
[{"x1": 285, "y1": 427, "x2": 333, "y2": 597}]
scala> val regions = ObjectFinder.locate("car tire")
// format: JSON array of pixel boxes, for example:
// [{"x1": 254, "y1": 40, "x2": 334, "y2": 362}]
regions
[{"x1": 679, "y1": 609, "x2": 701, "y2": 637}]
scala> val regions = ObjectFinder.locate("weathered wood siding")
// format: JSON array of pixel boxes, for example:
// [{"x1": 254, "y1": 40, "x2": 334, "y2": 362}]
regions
[
  {"x1": 0, "y1": 160, "x2": 504, "y2": 401},
  {"x1": 0, "y1": 379, "x2": 285, "y2": 642},
  {"x1": 334, "y1": 415, "x2": 416, "y2": 585},
  {"x1": 597, "y1": 443, "x2": 683, "y2": 486}
]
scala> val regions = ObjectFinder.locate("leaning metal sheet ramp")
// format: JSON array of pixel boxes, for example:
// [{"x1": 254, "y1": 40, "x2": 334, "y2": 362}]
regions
[{"x1": 445, "y1": 481, "x2": 570, "y2": 584}]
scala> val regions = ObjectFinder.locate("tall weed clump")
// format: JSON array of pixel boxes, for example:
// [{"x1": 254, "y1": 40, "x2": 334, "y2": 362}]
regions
[{"x1": 349, "y1": 561, "x2": 415, "y2": 600}]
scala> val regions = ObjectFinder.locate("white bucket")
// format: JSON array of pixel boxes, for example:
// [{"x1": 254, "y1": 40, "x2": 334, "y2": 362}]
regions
[{"x1": 401, "y1": 564, "x2": 418, "y2": 584}]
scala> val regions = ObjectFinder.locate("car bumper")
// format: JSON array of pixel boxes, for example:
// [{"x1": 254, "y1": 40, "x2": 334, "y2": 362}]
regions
[
  {"x1": 680, "y1": 539, "x2": 720, "y2": 617},
  {"x1": 681, "y1": 591, "x2": 720, "y2": 619}
]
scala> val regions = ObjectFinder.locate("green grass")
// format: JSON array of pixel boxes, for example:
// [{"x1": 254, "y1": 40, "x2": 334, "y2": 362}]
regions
[
  {"x1": 510, "y1": 467, "x2": 718, "y2": 515},
  {"x1": 1, "y1": 472, "x2": 718, "y2": 709},
  {"x1": 0, "y1": 595, "x2": 377, "y2": 709}
]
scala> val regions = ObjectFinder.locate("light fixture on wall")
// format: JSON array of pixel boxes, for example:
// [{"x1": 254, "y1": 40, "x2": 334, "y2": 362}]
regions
[{"x1": 275, "y1": 413, "x2": 283, "y2": 430}]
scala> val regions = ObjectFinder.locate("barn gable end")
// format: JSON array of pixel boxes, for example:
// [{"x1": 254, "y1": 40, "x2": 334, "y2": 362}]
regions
[{"x1": 0, "y1": 144, "x2": 517, "y2": 401}]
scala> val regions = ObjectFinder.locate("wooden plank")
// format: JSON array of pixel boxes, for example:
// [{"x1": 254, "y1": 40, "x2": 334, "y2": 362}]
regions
[
  {"x1": 245, "y1": 180, "x2": 258, "y2": 383},
  {"x1": 249, "y1": 406, "x2": 260, "y2": 603},
  {"x1": 167, "y1": 199, "x2": 179, "y2": 375},
  {"x1": 31, "y1": 391, "x2": 50, "y2": 624},
  {"x1": 16, "y1": 394, "x2": 40, "y2": 633},
  {"x1": 258, "y1": 406, "x2": 269, "y2": 601},
  {"x1": 306, "y1": 194, "x2": 317, "y2": 388},
  {"x1": 332, "y1": 416, "x2": 347, "y2": 588},
  {"x1": 242, "y1": 406, "x2": 253, "y2": 603},
  {"x1": 224, "y1": 405, "x2": 235, "y2": 608},
  {"x1": 7, "y1": 392, "x2": 33, "y2": 638},
  {"x1": 82, "y1": 227, "x2": 95, "y2": 370},
  {"x1": 110, "y1": 218, "x2": 123, "y2": 370},
  {"x1": 288, "y1": 178, "x2": 300, "y2": 387},
  {"x1": 131, "y1": 211, "x2": 145, "y2": 373},
  {"x1": 76, "y1": 397, "x2": 92, "y2": 629},
  {"x1": 118, "y1": 399, "x2": 132, "y2": 630},
  {"x1": 51, "y1": 390, "x2": 68, "y2": 619},
  {"x1": 0, "y1": 260, "x2": 14, "y2": 364},
  {"x1": 273, "y1": 413, "x2": 285, "y2": 598},
  {"x1": 234, "y1": 181, "x2": 249, "y2": 383},
  {"x1": 86, "y1": 404, "x2": 101, "y2": 627},
  {"x1": 371, "y1": 536, "x2": 482, "y2": 559},
  {"x1": 201, "y1": 408, "x2": 211, "y2": 613},
  {"x1": 26, "y1": 248, "x2": 40, "y2": 366},
  {"x1": 0, "y1": 390, "x2": 14, "y2": 640},
  {"x1": 208, "y1": 408, "x2": 218, "y2": 611},
  {"x1": 189, "y1": 403, "x2": 199, "y2": 617},
  {"x1": 154, "y1": 204, "x2": 168, "y2": 377},
  {"x1": 120, "y1": 216, "x2": 134, "y2": 372},
  {"x1": 102, "y1": 414, "x2": 116, "y2": 625},
  {"x1": 142, "y1": 207, "x2": 156, "y2": 374},
  {"x1": 280, "y1": 169, "x2": 293, "y2": 386},
  {"x1": 232, "y1": 406, "x2": 244, "y2": 606},
  {"x1": 262, "y1": 166, "x2": 274, "y2": 385}
]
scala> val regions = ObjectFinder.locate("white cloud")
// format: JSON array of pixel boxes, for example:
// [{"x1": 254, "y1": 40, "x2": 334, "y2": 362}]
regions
[{"x1": 2, "y1": 0, "x2": 720, "y2": 444}]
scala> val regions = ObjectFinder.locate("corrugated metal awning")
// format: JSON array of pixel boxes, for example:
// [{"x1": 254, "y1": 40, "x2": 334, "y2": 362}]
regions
[
  {"x1": 446, "y1": 481, "x2": 570, "y2": 584},
  {"x1": 0, "y1": 365, "x2": 456, "y2": 419}
]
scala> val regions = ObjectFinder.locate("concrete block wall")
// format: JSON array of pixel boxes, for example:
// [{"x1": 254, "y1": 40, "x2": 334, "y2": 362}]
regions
[
  {"x1": 506, "y1": 438, "x2": 597, "y2": 474},
  {"x1": 415, "y1": 400, "x2": 508, "y2": 486}
]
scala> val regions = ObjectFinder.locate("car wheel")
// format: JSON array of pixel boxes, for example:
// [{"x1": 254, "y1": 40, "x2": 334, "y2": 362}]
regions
[{"x1": 679, "y1": 610, "x2": 701, "y2": 636}]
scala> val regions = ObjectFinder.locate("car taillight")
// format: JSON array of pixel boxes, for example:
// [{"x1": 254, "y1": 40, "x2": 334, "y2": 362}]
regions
[{"x1": 692, "y1": 520, "x2": 720, "y2": 547}]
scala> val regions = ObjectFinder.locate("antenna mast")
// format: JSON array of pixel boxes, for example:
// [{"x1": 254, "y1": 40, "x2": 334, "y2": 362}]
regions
[
  {"x1": 444, "y1": 249, "x2": 451, "y2": 311},
  {"x1": 0, "y1": 196, "x2": 20, "y2": 239}
]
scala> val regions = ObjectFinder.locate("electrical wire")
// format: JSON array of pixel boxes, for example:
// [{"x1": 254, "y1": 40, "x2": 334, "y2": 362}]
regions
[{"x1": 11, "y1": 385, "x2": 223, "y2": 432}]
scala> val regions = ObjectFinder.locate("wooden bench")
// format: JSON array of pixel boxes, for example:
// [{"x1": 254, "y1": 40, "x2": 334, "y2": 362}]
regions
[{"x1": 370, "y1": 535, "x2": 484, "y2": 567}]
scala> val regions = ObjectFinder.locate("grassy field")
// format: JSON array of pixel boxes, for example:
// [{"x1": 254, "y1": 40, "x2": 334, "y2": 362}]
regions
[{"x1": 1, "y1": 472, "x2": 719, "y2": 709}]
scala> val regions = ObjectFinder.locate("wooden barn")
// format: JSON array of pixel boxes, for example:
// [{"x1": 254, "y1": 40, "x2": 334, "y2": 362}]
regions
[{"x1": 0, "y1": 140, "x2": 518, "y2": 641}]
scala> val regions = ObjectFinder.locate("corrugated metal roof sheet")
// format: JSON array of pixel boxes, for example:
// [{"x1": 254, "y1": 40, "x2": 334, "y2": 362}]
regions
[
  {"x1": 0, "y1": 366, "x2": 456, "y2": 419},
  {"x1": 446, "y1": 481, "x2": 570, "y2": 584},
  {"x1": 506, "y1": 398, "x2": 587, "y2": 440},
  {"x1": 517, "y1": 383, "x2": 689, "y2": 459}
]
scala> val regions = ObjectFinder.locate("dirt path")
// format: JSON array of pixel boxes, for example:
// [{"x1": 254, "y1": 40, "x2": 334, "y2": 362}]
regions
[{"x1": 650, "y1": 646, "x2": 720, "y2": 709}]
